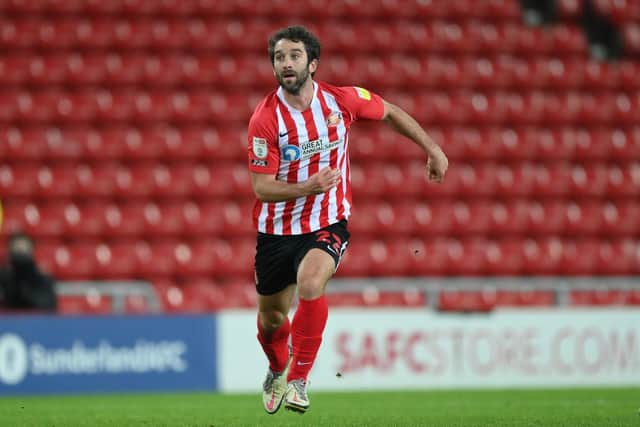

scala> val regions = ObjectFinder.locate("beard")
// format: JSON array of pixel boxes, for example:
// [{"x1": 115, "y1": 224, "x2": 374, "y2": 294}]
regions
[{"x1": 276, "y1": 67, "x2": 310, "y2": 95}]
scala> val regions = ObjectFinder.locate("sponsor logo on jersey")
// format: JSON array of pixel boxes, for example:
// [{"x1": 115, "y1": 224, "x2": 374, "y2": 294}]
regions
[
  {"x1": 326, "y1": 111, "x2": 342, "y2": 127},
  {"x1": 281, "y1": 137, "x2": 343, "y2": 162},
  {"x1": 281, "y1": 144, "x2": 302, "y2": 161},
  {"x1": 252, "y1": 137, "x2": 268, "y2": 159},
  {"x1": 354, "y1": 87, "x2": 371, "y2": 101}
]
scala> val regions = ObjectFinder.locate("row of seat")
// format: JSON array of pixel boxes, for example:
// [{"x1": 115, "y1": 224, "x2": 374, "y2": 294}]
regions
[
  {"x1": 558, "y1": 0, "x2": 640, "y2": 24},
  {"x1": 21, "y1": 237, "x2": 639, "y2": 280},
  {"x1": 4, "y1": 198, "x2": 638, "y2": 240},
  {"x1": 2, "y1": 125, "x2": 638, "y2": 162},
  {"x1": 2, "y1": 161, "x2": 638, "y2": 198},
  {"x1": 3, "y1": 200, "x2": 253, "y2": 238},
  {"x1": 0, "y1": 18, "x2": 587, "y2": 54},
  {"x1": 3, "y1": 54, "x2": 639, "y2": 90},
  {"x1": 339, "y1": 237, "x2": 640, "y2": 276},
  {"x1": 0, "y1": 0, "x2": 523, "y2": 20},
  {"x1": 54, "y1": 284, "x2": 640, "y2": 315},
  {"x1": 1, "y1": 90, "x2": 639, "y2": 125}
]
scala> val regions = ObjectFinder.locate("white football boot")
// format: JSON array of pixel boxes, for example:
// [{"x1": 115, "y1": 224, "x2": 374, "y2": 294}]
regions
[
  {"x1": 262, "y1": 350, "x2": 292, "y2": 414},
  {"x1": 284, "y1": 378, "x2": 310, "y2": 413}
]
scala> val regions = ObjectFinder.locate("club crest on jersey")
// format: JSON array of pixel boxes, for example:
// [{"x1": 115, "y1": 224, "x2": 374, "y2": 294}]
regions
[
  {"x1": 281, "y1": 144, "x2": 302, "y2": 161},
  {"x1": 252, "y1": 137, "x2": 268, "y2": 159},
  {"x1": 326, "y1": 111, "x2": 342, "y2": 127}
]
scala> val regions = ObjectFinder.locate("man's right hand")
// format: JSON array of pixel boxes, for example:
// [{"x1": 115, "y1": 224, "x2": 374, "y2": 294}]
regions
[{"x1": 305, "y1": 167, "x2": 342, "y2": 194}]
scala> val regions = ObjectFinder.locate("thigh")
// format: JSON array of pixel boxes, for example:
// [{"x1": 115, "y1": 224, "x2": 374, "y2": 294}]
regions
[{"x1": 295, "y1": 220, "x2": 350, "y2": 273}]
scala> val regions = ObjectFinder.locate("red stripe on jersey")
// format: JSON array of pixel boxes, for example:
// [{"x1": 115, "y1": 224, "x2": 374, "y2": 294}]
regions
[
  {"x1": 343, "y1": 135, "x2": 353, "y2": 215},
  {"x1": 266, "y1": 202, "x2": 275, "y2": 234},
  {"x1": 277, "y1": 104, "x2": 301, "y2": 235},
  {"x1": 318, "y1": 146, "x2": 339, "y2": 228},
  {"x1": 299, "y1": 109, "x2": 321, "y2": 234}
]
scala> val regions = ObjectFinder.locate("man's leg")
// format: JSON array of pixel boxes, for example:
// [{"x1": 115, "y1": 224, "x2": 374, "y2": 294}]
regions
[
  {"x1": 257, "y1": 284, "x2": 296, "y2": 414},
  {"x1": 284, "y1": 249, "x2": 336, "y2": 412},
  {"x1": 257, "y1": 284, "x2": 297, "y2": 372}
]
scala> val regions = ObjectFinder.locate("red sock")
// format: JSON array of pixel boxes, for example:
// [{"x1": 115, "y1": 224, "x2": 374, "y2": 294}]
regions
[
  {"x1": 257, "y1": 315, "x2": 290, "y2": 373},
  {"x1": 287, "y1": 295, "x2": 329, "y2": 382}
]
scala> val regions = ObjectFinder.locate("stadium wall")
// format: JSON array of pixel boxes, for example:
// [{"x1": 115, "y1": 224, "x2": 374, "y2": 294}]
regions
[
  {"x1": 0, "y1": 309, "x2": 638, "y2": 395},
  {"x1": 218, "y1": 308, "x2": 640, "y2": 392},
  {"x1": 0, "y1": 315, "x2": 217, "y2": 395}
]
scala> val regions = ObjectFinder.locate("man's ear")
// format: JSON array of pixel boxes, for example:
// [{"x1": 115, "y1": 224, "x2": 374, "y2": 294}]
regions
[{"x1": 308, "y1": 58, "x2": 319, "y2": 74}]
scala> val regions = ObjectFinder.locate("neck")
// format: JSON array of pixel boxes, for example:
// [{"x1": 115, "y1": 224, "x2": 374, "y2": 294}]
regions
[{"x1": 283, "y1": 78, "x2": 315, "y2": 111}]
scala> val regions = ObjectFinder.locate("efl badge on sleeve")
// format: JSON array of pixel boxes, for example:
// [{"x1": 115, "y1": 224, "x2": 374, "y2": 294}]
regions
[
  {"x1": 252, "y1": 137, "x2": 268, "y2": 159},
  {"x1": 354, "y1": 87, "x2": 371, "y2": 101}
]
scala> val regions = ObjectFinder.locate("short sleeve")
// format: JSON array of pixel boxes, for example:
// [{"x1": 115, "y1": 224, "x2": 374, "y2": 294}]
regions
[
  {"x1": 338, "y1": 86, "x2": 385, "y2": 121},
  {"x1": 247, "y1": 113, "x2": 279, "y2": 174}
]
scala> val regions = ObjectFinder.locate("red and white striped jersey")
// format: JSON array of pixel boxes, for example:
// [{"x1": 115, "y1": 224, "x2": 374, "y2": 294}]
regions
[{"x1": 247, "y1": 81, "x2": 384, "y2": 235}]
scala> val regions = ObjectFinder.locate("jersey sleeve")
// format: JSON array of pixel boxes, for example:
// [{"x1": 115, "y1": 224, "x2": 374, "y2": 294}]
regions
[
  {"x1": 247, "y1": 111, "x2": 279, "y2": 175},
  {"x1": 337, "y1": 86, "x2": 385, "y2": 121}
]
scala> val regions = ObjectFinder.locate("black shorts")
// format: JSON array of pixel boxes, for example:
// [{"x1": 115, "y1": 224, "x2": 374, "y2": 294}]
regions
[{"x1": 254, "y1": 220, "x2": 350, "y2": 296}]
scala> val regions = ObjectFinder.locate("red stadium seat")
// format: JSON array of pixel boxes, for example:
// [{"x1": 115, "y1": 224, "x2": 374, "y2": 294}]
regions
[
  {"x1": 54, "y1": 243, "x2": 97, "y2": 280},
  {"x1": 563, "y1": 201, "x2": 602, "y2": 236},
  {"x1": 135, "y1": 240, "x2": 178, "y2": 278},
  {"x1": 526, "y1": 200, "x2": 566, "y2": 235},
  {"x1": 368, "y1": 239, "x2": 412, "y2": 276},
  {"x1": 173, "y1": 241, "x2": 218, "y2": 277},
  {"x1": 0, "y1": 163, "x2": 39, "y2": 198},
  {"x1": 102, "y1": 203, "x2": 146, "y2": 238},
  {"x1": 141, "y1": 202, "x2": 185, "y2": 237},
  {"x1": 600, "y1": 201, "x2": 640, "y2": 236},
  {"x1": 558, "y1": 239, "x2": 599, "y2": 275},
  {"x1": 181, "y1": 202, "x2": 226, "y2": 236},
  {"x1": 94, "y1": 242, "x2": 137, "y2": 279},
  {"x1": 35, "y1": 165, "x2": 78, "y2": 198},
  {"x1": 597, "y1": 239, "x2": 637, "y2": 275},
  {"x1": 521, "y1": 238, "x2": 563, "y2": 275},
  {"x1": 484, "y1": 239, "x2": 524, "y2": 275},
  {"x1": 410, "y1": 202, "x2": 453, "y2": 236},
  {"x1": 446, "y1": 238, "x2": 486, "y2": 276},
  {"x1": 336, "y1": 240, "x2": 372, "y2": 277},
  {"x1": 0, "y1": 128, "x2": 47, "y2": 161},
  {"x1": 489, "y1": 200, "x2": 529, "y2": 235}
]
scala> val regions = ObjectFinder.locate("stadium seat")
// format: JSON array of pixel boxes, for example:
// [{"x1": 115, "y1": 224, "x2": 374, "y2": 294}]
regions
[
  {"x1": 521, "y1": 238, "x2": 563, "y2": 275},
  {"x1": 173, "y1": 240, "x2": 218, "y2": 277},
  {"x1": 135, "y1": 240, "x2": 178, "y2": 278},
  {"x1": 600, "y1": 201, "x2": 640, "y2": 236},
  {"x1": 0, "y1": 128, "x2": 48, "y2": 161},
  {"x1": 484, "y1": 239, "x2": 524, "y2": 275},
  {"x1": 597, "y1": 239, "x2": 637, "y2": 275},
  {"x1": 94, "y1": 242, "x2": 138, "y2": 279},
  {"x1": 54, "y1": 243, "x2": 97, "y2": 280},
  {"x1": 0, "y1": 163, "x2": 39, "y2": 198}
]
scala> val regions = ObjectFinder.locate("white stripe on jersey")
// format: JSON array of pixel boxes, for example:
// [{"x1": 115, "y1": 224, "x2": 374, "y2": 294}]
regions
[{"x1": 287, "y1": 104, "x2": 312, "y2": 235}]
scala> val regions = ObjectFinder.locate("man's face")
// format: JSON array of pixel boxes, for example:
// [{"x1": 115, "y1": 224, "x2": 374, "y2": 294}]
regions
[
  {"x1": 273, "y1": 39, "x2": 317, "y2": 95},
  {"x1": 9, "y1": 237, "x2": 33, "y2": 258}
]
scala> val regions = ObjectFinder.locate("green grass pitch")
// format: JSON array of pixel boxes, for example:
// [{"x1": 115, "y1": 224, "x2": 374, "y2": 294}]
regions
[{"x1": 0, "y1": 388, "x2": 638, "y2": 426}]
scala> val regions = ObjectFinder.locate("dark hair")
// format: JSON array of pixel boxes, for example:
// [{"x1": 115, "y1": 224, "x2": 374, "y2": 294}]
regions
[{"x1": 268, "y1": 26, "x2": 321, "y2": 67}]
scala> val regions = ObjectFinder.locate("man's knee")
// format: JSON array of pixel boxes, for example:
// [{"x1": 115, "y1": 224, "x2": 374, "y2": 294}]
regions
[
  {"x1": 297, "y1": 274, "x2": 327, "y2": 300},
  {"x1": 259, "y1": 310, "x2": 287, "y2": 332}
]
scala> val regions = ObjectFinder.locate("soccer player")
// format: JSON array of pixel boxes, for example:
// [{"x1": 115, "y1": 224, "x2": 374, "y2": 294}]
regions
[{"x1": 247, "y1": 26, "x2": 448, "y2": 414}]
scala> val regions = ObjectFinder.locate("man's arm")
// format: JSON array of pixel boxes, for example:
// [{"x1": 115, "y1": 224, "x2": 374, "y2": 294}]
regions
[
  {"x1": 381, "y1": 100, "x2": 448, "y2": 183},
  {"x1": 251, "y1": 167, "x2": 342, "y2": 202}
]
